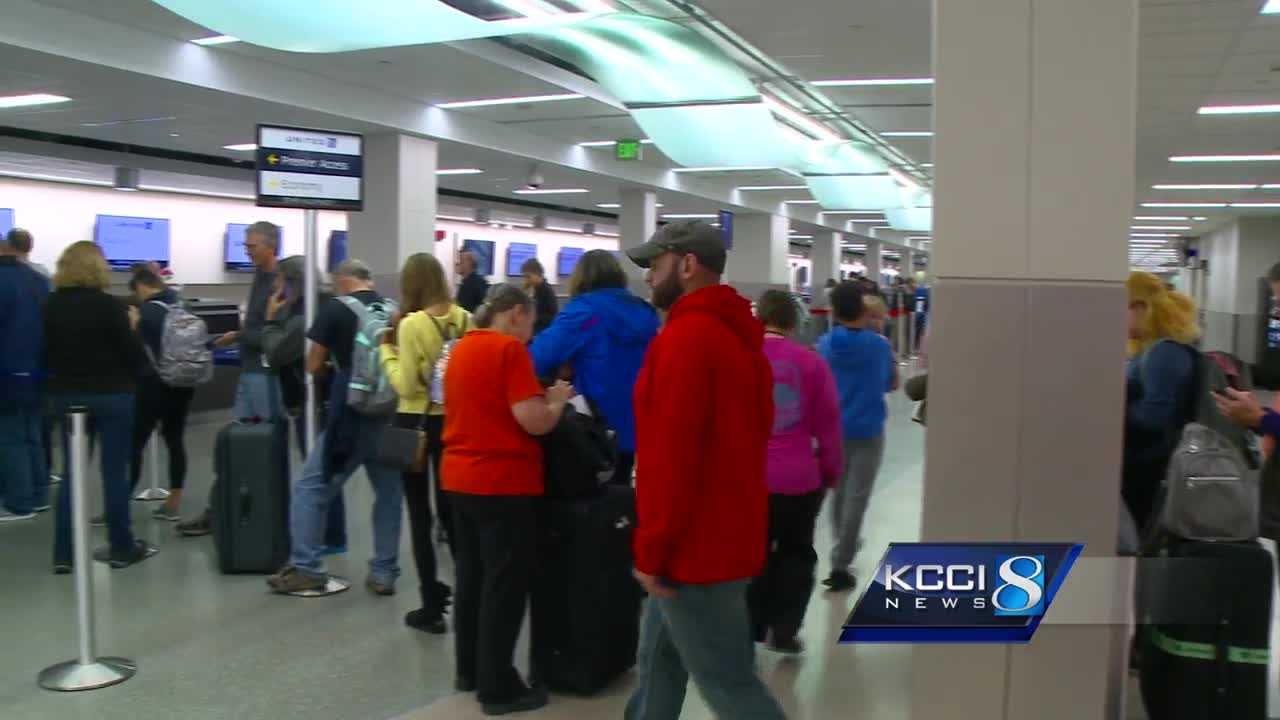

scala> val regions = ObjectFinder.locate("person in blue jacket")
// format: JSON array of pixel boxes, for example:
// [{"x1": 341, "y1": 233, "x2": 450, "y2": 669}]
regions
[
  {"x1": 530, "y1": 249, "x2": 659, "y2": 486},
  {"x1": 0, "y1": 229, "x2": 51, "y2": 522}
]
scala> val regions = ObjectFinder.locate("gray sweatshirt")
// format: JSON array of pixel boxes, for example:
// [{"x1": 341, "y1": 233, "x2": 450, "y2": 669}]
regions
[{"x1": 239, "y1": 268, "x2": 277, "y2": 373}]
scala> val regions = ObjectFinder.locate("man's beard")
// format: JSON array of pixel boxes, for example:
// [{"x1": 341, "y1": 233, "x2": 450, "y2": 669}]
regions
[{"x1": 651, "y1": 271, "x2": 684, "y2": 311}]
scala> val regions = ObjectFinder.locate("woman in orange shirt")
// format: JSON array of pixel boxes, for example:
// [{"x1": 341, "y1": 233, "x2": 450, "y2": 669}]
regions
[{"x1": 442, "y1": 283, "x2": 573, "y2": 716}]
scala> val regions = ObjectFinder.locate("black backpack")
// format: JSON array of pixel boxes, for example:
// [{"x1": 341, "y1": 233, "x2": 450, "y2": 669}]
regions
[{"x1": 542, "y1": 402, "x2": 617, "y2": 500}]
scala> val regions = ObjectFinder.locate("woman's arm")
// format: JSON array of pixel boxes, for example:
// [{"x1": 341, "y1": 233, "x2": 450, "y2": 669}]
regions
[
  {"x1": 810, "y1": 357, "x2": 845, "y2": 488},
  {"x1": 511, "y1": 383, "x2": 573, "y2": 436},
  {"x1": 382, "y1": 313, "x2": 429, "y2": 400},
  {"x1": 529, "y1": 303, "x2": 590, "y2": 379}
]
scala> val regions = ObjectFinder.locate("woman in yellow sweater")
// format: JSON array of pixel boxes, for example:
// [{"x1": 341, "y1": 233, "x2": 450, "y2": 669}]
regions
[{"x1": 381, "y1": 252, "x2": 471, "y2": 634}]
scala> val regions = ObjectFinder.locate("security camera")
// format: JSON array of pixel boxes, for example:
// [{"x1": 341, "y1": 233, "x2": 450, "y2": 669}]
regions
[{"x1": 526, "y1": 165, "x2": 544, "y2": 190}]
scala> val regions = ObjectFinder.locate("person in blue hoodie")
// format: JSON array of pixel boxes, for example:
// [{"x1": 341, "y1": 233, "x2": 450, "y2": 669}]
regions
[
  {"x1": 817, "y1": 281, "x2": 898, "y2": 591},
  {"x1": 0, "y1": 228, "x2": 51, "y2": 522},
  {"x1": 530, "y1": 249, "x2": 659, "y2": 486}
]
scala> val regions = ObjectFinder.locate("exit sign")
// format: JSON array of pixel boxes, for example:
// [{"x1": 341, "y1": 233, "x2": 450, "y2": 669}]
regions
[{"x1": 615, "y1": 139, "x2": 643, "y2": 161}]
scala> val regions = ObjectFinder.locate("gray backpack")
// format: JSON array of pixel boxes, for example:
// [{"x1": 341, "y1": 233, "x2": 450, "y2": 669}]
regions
[
  {"x1": 338, "y1": 295, "x2": 399, "y2": 416},
  {"x1": 1154, "y1": 344, "x2": 1261, "y2": 542},
  {"x1": 148, "y1": 301, "x2": 213, "y2": 388},
  {"x1": 428, "y1": 313, "x2": 469, "y2": 407}
]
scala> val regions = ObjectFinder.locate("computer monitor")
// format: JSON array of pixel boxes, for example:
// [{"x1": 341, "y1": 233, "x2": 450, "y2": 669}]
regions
[
  {"x1": 0, "y1": 209, "x2": 14, "y2": 237},
  {"x1": 557, "y1": 247, "x2": 584, "y2": 277},
  {"x1": 327, "y1": 230, "x2": 348, "y2": 273},
  {"x1": 506, "y1": 243, "x2": 537, "y2": 277},
  {"x1": 462, "y1": 239, "x2": 496, "y2": 276},
  {"x1": 94, "y1": 215, "x2": 170, "y2": 271},
  {"x1": 224, "y1": 223, "x2": 282, "y2": 273}
]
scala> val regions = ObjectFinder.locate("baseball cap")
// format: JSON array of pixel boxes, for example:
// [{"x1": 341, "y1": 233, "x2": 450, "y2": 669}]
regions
[{"x1": 625, "y1": 221, "x2": 727, "y2": 274}]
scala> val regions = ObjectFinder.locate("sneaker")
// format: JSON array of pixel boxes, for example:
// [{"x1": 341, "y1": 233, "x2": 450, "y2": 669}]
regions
[
  {"x1": 455, "y1": 675, "x2": 477, "y2": 693},
  {"x1": 366, "y1": 577, "x2": 396, "y2": 597},
  {"x1": 92, "y1": 540, "x2": 159, "y2": 569},
  {"x1": 33, "y1": 504, "x2": 51, "y2": 513},
  {"x1": 406, "y1": 608, "x2": 448, "y2": 635},
  {"x1": 823, "y1": 570, "x2": 857, "y2": 592},
  {"x1": 767, "y1": 636, "x2": 805, "y2": 655},
  {"x1": 320, "y1": 543, "x2": 347, "y2": 557},
  {"x1": 266, "y1": 566, "x2": 327, "y2": 594},
  {"x1": 52, "y1": 560, "x2": 72, "y2": 575},
  {"x1": 177, "y1": 512, "x2": 211, "y2": 537},
  {"x1": 89, "y1": 514, "x2": 106, "y2": 528},
  {"x1": 151, "y1": 506, "x2": 181, "y2": 522},
  {"x1": 0, "y1": 510, "x2": 36, "y2": 523},
  {"x1": 482, "y1": 687, "x2": 548, "y2": 716}
]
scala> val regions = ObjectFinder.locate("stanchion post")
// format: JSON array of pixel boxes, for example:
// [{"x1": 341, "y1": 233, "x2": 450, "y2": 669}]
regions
[
  {"x1": 38, "y1": 408, "x2": 136, "y2": 692},
  {"x1": 135, "y1": 432, "x2": 169, "y2": 502}
]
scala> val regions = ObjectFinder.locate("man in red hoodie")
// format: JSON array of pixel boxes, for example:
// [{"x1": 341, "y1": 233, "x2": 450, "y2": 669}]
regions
[{"x1": 624, "y1": 222, "x2": 784, "y2": 720}]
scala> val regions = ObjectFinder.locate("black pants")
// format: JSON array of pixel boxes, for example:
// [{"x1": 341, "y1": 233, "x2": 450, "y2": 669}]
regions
[
  {"x1": 451, "y1": 492, "x2": 537, "y2": 705},
  {"x1": 130, "y1": 378, "x2": 195, "y2": 491},
  {"x1": 399, "y1": 412, "x2": 449, "y2": 613},
  {"x1": 747, "y1": 489, "x2": 825, "y2": 643},
  {"x1": 611, "y1": 450, "x2": 635, "y2": 486}
]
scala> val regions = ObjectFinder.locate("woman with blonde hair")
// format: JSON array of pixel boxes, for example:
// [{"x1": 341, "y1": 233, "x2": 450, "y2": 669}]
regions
[
  {"x1": 381, "y1": 252, "x2": 470, "y2": 634},
  {"x1": 45, "y1": 241, "x2": 156, "y2": 571},
  {"x1": 1123, "y1": 271, "x2": 1201, "y2": 531}
]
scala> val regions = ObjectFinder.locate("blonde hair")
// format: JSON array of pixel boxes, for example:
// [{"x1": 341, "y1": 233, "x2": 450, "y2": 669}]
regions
[
  {"x1": 54, "y1": 241, "x2": 110, "y2": 290},
  {"x1": 400, "y1": 253, "x2": 450, "y2": 314},
  {"x1": 1127, "y1": 271, "x2": 1199, "y2": 356}
]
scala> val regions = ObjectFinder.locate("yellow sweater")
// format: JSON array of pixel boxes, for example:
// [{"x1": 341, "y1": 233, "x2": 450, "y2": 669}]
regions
[{"x1": 381, "y1": 304, "x2": 471, "y2": 416}]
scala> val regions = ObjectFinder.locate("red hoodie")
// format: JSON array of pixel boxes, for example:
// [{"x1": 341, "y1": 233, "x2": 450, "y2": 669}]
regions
[{"x1": 631, "y1": 284, "x2": 774, "y2": 585}]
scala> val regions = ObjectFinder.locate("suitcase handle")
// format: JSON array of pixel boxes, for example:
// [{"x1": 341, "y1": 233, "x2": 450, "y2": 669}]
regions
[{"x1": 239, "y1": 485, "x2": 252, "y2": 525}]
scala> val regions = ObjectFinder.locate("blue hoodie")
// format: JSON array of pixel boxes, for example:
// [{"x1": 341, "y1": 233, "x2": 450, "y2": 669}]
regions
[
  {"x1": 530, "y1": 287, "x2": 659, "y2": 452},
  {"x1": 818, "y1": 325, "x2": 895, "y2": 439},
  {"x1": 0, "y1": 256, "x2": 50, "y2": 409}
]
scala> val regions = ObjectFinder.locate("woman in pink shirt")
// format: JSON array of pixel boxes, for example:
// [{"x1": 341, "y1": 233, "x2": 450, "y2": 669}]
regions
[{"x1": 747, "y1": 290, "x2": 843, "y2": 654}]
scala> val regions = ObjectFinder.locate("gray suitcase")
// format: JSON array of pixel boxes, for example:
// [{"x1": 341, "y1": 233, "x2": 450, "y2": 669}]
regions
[{"x1": 212, "y1": 419, "x2": 290, "y2": 574}]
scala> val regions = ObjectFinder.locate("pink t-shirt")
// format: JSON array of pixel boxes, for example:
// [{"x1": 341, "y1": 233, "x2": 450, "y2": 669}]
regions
[{"x1": 763, "y1": 335, "x2": 843, "y2": 495}]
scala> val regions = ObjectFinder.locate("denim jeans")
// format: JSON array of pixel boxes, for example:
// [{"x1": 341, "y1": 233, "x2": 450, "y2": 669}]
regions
[
  {"x1": 288, "y1": 410, "x2": 346, "y2": 550},
  {"x1": 233, "y1": 371, "x2": 281, "y2": 422},
  {"x1": 288, "y1": 426, "x2": 402, "y2": 584},
  {"x1": 625, "y1": 580, "x2": 786, "y2": 720},
  {"x1": 0, "y1": 407, "x2": 49, "y2": 514},
  {"x1": 52, "y1": 393, "x2": 136, "y2": 563}
]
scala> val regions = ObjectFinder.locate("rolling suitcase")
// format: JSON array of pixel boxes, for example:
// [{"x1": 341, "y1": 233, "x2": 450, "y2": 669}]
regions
[
  {"x1": 530, "y1": 485, "x2": 643, "y2": 695},
  {"x1": 212, "y1": 419, "x2": 291, "y2": 574},
  {"x1": 1139, "y1": 539, "x2": 1272, "y2": 720}
]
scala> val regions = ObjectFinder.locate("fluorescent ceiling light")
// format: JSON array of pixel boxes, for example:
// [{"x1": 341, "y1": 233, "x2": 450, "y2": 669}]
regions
[
  {"x1": 672, "y1": 166, "x2": 778, "y2": 173},
  {"x1": 223, "y1": 143, "x2": 257, "y2": 151},
  {"x1": 579, "y1": 139, "x2": 655, "y2": 148},
  {"x1": 436, "y1": 168, "x2": 485, "y2": 176},
  {"x1": 547, "y1": 225, "x2": 584, "y2": 233},
  {"x1": 437, "y1": 214, "x2": 474, "y2": 222},
  {"x1": 1264, "y1": 0, "x2": 1279, "y2": 13},
  {"x1": 1141, "y1": 202, "x2": 1228, "y2": 208},
  {"x1": 761, "y1": 94, "x2": 842, "y2": 143},
  {"x1": 191, "y1": 35, "x2": 240, "y2": 46},
  {"x1": 661, "y1": 213, "x2": 718, "y2": 219},
  {"x1": 1134, "y1": 215, "x2": 1190, "y2": 221},
  {"x1": 1170, "y1": 154, "x2": 1280, "y2": 163},
  {"x1": 1131, "y1": 232, "x2": 1182, "y2": 237},
  {"x1": 1232, "y1": 202, "x2": 1280, "y2": 208},
  {"x1": 881, "y1": 131, "x2": 934, "y2": 138},
  {"x1": 0, "y1": 93, "x2": 72, "y2": 109},
  {"x1": 1152, "y1": 184, "x2": 1257, "y2": 190},
  {"x1": 1132, "y1": 225, "x2": 1192, "y2": 230},
  {"x1": 1199, "y1": 104, "x2": 1280, "y2": 115},
  {"x1": 1193, "y1": 216, "x2": 1209, "y2": 221},
  {"x1": 785, "y1": 200, "x2": 820, "y2": 205},
  {"x1": 822, "y1": 210, "x2": 886, "y2": 215},
  {"x1": 512, "y1": 188, "x2": 590, "y2": 195},
  {"x1": 812, "y1": 78, "x2": 934, "y2": 87},
  {"x1": 138, "y1": 185, "x2": 253, "y2": 200},
  {"x1": 790, "y1": 235, "x2": 814, "y2": 240},
  {"x1": 1264, "y1": 184, "x2": 1280, "y2": 189},
  {"x1": 595, "y1": 202, "x2": 663, "y2": 209},
  {"x1": 436, "y1": 93, "x2": 584, "y2": 109},
  {"x1": 738, "y1": 185, "x2": 809, "y2": 191},
  {"x1": 0, "y1": 170, "x2": 110, "y2": 187}
]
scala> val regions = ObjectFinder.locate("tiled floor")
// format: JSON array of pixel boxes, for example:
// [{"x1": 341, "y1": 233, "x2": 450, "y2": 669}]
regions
[{"x1": 1, "y1": 387, "x2": 1164, "y2": 719}]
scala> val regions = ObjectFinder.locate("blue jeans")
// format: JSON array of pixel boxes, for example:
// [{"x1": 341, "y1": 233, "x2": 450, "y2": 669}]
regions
[
  {"x1": 52, "y1": 393, "x2": 136, "y2": 563},
  {"x1": 288, "y1": 428, "x2": 402, "y2": 584},
  {"x1": 233, "y1": 371, "x2": 281, "y2": 421},
  {"x1": 626, "y1": 580, "x2": 786, "y2": 720},
  {"x1": 289, "y1": 411, "x2": 346, "y2": 550},
  {"x1": 0, "y1": 407, "x2": 49, "y2": 514}
]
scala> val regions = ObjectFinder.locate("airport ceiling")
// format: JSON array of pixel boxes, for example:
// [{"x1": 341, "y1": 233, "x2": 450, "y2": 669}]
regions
[{"x1": 0, "y1": 0, "x2": 1278, "y2": 251}]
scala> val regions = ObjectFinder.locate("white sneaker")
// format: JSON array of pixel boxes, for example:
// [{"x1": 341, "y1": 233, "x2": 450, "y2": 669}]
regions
[{"x1": 0, "y1": 510, "x2": 36, "y2": 523}]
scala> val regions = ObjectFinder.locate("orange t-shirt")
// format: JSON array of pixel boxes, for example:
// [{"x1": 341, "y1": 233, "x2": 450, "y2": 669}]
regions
[{"x1": 441, "y1": 330, "x2": 546, "y2": 496}]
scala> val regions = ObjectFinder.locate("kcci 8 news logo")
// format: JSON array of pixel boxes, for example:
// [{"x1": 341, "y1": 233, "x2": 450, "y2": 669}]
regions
[{"x1": 840, "y1": 543, "x2": 1083, "y2": 644}]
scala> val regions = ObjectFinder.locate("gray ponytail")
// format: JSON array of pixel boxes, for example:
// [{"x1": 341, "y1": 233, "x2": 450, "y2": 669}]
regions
[{"x1": 473, "y1": 283, "x2": 533, "y2": 328}]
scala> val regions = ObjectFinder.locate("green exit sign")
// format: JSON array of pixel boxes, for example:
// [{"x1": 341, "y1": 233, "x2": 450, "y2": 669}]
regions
[{"x1": 615, "y1": 139, "x2": 643, "y2": 161}]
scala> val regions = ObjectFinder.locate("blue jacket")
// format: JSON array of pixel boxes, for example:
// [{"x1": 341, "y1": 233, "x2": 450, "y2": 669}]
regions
[
  {"x1": 818, "y1": 325, "x2": 895, "y2": 439},
  {"x1": 0, "y1": 256, "x2": 51, "y2": 409},
  {"x1": 530, "y1": 288, "x2": 659, "y2": 452}
]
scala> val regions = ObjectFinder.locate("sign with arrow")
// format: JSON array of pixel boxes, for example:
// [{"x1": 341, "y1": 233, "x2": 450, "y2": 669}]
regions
[{"x1": 256, "y1": 124, "x2": 364, "y2": 211}]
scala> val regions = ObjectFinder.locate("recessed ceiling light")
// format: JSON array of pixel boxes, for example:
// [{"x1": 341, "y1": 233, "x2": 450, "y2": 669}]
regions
[
  {"x1": 191, "y1": 35, "x2": 240, "y2": 46},
  {"x1": 223, "y1": 143, "x2": 257, "y2": 151},
  {"x1": 1169, "y1": 154, "x2": 1280, "y2": 163},
  {"x1": 595, "y1": 202, "x2": 664, "y2": 209},
  {"x1": 436, "y1": 93, "x2": 584, "y2": 109},
  {"x1": 579, "y1": 139, "x2": 655, "y2": 148},
  {"x1": 812, "y1": 78, "x2": 934, "y2": 87},
  {"x1": 661, "y1": 213, "x2": 718, "y2": 219},
  {"x1": 436, "y1": 168, "x2": 485, "y2": 175},
  {"x1": 785, "y1": 200, "x2": 820, "y2": 205},
  {"x1": 738, "y1": 185, "x2": 809, "y2": 191},
  {"x1": 512, "y1": 188, "x2": 590, "y2": 195},
  {"x1": 1231, "y1": 202, "x2": 1280, "y2": 208},
  {"x1": 1141, "y1": 202, "x2": 1229, "y2": 208},
  {"x1": 1263, "y1": 184, "x2": 1280, "y2": 189},
  {"x1": 1198, "y1": 103, "x2": 1280, "y2": 115},
  {"x1": 169, "y1": 133, "x2": 180, "y2": 137},
  {"x1": 1152, "y1": 184, "x2": 1258, "y2": 190},
  {"x1": 1134, "y1": 215, "x2": 1190, "y2": 221},
  {"x1": 1132, "y1": 225, "x2": 1192, "y2": 230},
  {"x1": 1192, "y1": 216, "x2": 1209, "y2": 221},
  {"x1": 881, "y1": 131, "x2": 934, "y2": 138},
  {"x1": 0, "y1": 93, "x2": 72, "y2": 109},
  {"x1": 672, "y1": 166, "x2": 779, "y2": 173}
]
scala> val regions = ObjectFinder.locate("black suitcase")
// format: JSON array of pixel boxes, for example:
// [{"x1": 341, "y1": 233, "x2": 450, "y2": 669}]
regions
[
  {"x1": 212, "y1": 419, "x2": 291, "y2": 574},
  {"x1": 1139, "y1": 539, "x2": 1272, "y2": 720},
  {"x1": 530, "y1": 485, "x2": 643, "y2": 695}
]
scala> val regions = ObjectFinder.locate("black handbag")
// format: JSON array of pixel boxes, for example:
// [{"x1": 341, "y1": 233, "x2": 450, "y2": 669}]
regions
[
  {"x1": 542, "y1": 401, "x2": 617, "y2": 500},
  {"x1": 374, "y1": 420, "x2": 427, "y2": 472}
]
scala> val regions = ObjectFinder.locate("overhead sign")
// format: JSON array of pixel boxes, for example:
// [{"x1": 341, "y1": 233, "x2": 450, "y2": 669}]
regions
[{"x1": 256, "y1": 124, "x2": 364, "y2": 211}]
